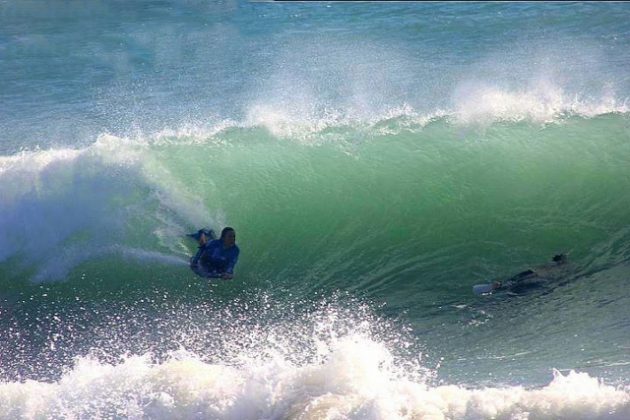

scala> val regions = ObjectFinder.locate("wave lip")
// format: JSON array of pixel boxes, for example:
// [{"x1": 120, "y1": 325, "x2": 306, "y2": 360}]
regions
[
  {"x1": 453, "y1": 82, "x2": 629, "y2": 125},
  {"x1": 239, "y1": 91, "x2": 630, "y2": 141}
]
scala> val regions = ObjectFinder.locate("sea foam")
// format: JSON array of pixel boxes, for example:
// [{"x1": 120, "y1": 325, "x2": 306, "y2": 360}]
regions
[{"x1": 0, "y1": 336, "x2": 627, "y2": 419}]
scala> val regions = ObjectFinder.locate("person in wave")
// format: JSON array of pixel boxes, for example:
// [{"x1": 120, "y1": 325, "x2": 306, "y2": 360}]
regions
[
  {"x1": 189, "y1": 227, "x2": 239, "y2": 279},
  {"x1": 491, "y1": 254, "x2": 568, "y2": 293}
]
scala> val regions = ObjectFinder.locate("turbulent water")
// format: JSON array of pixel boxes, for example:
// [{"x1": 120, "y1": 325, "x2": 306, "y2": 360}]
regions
[{"x1": 1, "y1": 1, "x2": 630, "y2": 419}]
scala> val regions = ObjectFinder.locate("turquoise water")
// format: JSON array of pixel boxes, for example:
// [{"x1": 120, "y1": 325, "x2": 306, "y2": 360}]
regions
[{"x1": 1, "y1": 2, "x2": 630, "y2": 418}]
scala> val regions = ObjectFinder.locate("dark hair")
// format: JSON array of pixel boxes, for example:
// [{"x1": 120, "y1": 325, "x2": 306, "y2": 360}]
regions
[
  {"x1": 552, "y1": 254, "x2": 565, "y2": 262},
  {"x1": 220, "y1": 227, "x2": 235, "y2": 240}
]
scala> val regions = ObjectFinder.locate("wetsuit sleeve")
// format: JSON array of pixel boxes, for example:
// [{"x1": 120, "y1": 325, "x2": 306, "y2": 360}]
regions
[{"x1": 225, "y1": 248, "x2": 240, "y2": 274}]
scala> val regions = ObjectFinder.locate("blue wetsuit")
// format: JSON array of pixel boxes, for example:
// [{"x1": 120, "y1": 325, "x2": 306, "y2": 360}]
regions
[{"x1": 191, "y1": 239, "x2": 239, "y2": 278}]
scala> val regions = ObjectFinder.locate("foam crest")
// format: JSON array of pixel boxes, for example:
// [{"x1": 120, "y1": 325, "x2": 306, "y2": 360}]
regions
[
  {"x1": 241, "y1": 93, "x2": 628, "y2": 140},
  {"x1": 242, "y1": 103, "x2": 454, "y2": 142},
  {"x1": 0, "y1": 148, "x2": 83, "y2": 177},
  {"x1": 244, "y1": 103, "x2": 349, "y2": 141},
  {"x1": 453, "y1": 81, "x2": 629, "y2": 124},
  {"x1": 1, "y1": 341, "x2": 627, "y2": 419},
  {"x1": 151, "y1": 119, "x2": 239, "y2": 145}
]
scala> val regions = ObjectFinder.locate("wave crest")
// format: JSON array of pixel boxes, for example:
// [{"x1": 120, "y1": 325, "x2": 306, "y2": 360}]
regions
[{"x1": 1, "y1": 346, "x2": 627, "y2": 419}]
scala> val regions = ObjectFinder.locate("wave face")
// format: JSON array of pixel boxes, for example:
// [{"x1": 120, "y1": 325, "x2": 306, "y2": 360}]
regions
[{"x1": 1, "y1": 1, "x2": 630, "y2": 418}]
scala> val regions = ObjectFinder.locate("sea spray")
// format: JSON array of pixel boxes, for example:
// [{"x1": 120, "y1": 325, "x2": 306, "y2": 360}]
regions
[{"x1": 1, "y1": 346, "x2": 628, "y2": 419}]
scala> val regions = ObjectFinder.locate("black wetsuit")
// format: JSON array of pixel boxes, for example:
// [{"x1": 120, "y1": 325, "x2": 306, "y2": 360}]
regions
[{"x1": 503, "y1": 269, "x2": 543, "y2": 293}]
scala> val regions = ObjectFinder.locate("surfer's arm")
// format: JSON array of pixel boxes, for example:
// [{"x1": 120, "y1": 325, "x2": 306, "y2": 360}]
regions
[
  {"x1": 221, "y1": 249, "x2": 239, "y2": 279},
  {"x1": 190, "y1": 246, "x2": 205, "y2": 267}
]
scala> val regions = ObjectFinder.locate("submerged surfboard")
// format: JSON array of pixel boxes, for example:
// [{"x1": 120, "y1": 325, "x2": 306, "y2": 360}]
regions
[
  {"x1": 190, "y1": 264, "x2": 222, "y2": 279},
  {"x1": 473, "y1": 283, "x2": 495, "y2": 295}
]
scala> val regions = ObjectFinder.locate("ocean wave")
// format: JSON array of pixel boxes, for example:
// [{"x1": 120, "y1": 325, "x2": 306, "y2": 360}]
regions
[{"x1": 1, "y1": 106, "x2": 629, "y2": 284}]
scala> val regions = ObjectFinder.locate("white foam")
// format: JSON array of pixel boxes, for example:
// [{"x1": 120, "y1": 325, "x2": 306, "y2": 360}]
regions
[
  {"x1": 452, "y1": 81, "x2": 629, "y2": 125},
  {"x1": 239, "y1": 91, "x2": 629, "y2": 141},
  {"x1": 0, "y1": 148, "x2": 83, "y2": 177},
  {"x1": 0, "y1": 336, "x2": 627, "y2": 419},
  {"x1": 244, "y1": 103, "x2": 349, "y2": 141},
  {"x1": 0, "y1": 133, "x2": 214, "y2": 281}
]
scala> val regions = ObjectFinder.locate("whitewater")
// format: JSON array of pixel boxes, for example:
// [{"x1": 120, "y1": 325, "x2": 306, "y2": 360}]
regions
[{"x1": 1, "y1": 1, "x2": 630, "y2": 419}]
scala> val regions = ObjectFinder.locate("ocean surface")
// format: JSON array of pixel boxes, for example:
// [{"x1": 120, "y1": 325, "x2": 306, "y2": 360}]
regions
[{"x1": 1, "y1": 1, "x2": 630, "y2": 418}]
